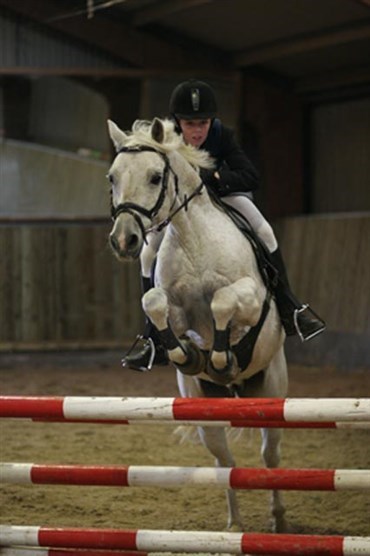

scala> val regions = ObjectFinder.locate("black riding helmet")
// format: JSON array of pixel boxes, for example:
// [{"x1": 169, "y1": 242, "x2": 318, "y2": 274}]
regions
[{"x1": 169, "y1": 79, "x2": 217, "y2": 120}]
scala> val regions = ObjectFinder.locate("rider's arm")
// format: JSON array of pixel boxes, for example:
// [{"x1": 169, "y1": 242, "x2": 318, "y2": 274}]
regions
[{"x1": 215, "y1": 127, "x2": 259, "y2": 196}]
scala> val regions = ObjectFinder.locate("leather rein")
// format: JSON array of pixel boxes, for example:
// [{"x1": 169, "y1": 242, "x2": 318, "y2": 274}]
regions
[{"x1": 110, "y1": 145, "x2": 204, "y2": 242}]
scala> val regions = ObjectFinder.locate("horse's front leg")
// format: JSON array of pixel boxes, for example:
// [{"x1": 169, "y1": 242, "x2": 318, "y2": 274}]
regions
[
  {"x1": 142, "y1": 288, "x2": 206, "y2": 374},
  {"x1": 208, "y1": 277, "x2": 261, "y2": 385}
]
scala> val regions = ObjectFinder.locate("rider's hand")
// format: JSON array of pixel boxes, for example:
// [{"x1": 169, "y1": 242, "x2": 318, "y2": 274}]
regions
[{"x1": 200, "y1": 169, "x2": 230, "y2": 197}]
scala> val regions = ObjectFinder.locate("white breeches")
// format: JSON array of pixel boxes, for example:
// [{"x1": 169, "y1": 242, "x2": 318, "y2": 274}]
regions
[
  {"x1": 222, "y1": 194, "x2": 278, "y2": 253},
  {"x1": 140, "y1": 194, "x2": 278, "y2": 277}
]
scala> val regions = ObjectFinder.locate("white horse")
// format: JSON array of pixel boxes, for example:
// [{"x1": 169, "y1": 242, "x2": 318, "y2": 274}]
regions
[{"x1": 107, "y1": 117, "x2": 288, "y2": 532}]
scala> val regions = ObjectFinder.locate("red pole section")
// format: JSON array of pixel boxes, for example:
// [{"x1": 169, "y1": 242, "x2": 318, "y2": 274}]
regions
[
  {"x1": 229, "y1": 468, "x2": 336, "y2": 491},
  {"x1": 30, "y1": 465, "x2": 129, "y2": 486},
  {"x1": 38, "y1": 529, "x2": 138, "y2": 550},
  {"x1": 0, "y1": 397, "x2": 64, "y2": 419},
  {"x1": 241, "y1": 532, "x2": 344, "y2": 555},
  {"x1": 173, "y1": 397, "x2": 286, "y2": 420}
]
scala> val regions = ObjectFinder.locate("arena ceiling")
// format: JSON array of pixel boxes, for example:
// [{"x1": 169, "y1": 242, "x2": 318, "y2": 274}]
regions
[{"x1": 1, "y1": 0, "x2": 370, "y2": 94}]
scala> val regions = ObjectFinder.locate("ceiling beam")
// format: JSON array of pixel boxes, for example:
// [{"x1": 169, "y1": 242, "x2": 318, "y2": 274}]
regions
[
  {"x1": 0, "y1": 66, "x2": 235, "y2": 79},
  {"x1": 234, "y1": 21, "x2": 370, "y2": 67},
  {"x1": 0, "y1": 0, "x2": 225, "y2": 71},
  {"x1": 295, "y1": 65, "x2": 370, "y2": 93},
  {"x1": 351, "y1": 0, "x2": 370, "y2": 8},
  {"x1": 133, "y1": 0, "x2": 213, "y2": 26}
]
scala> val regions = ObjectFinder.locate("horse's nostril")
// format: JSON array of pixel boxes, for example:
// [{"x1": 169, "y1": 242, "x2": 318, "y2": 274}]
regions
[
  {"x1": 127, "y1": 234, "x2": 139, "y2": 250},
  {"x1": 109, "y1": 234, "x2": 119, "y2": 251}
]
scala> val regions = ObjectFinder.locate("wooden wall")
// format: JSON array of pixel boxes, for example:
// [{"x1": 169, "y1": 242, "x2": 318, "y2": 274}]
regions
[
  {"x1": 0, "y1": 220, "x2": 142, "y2": 350},
  {"x1": 275, "y1": 213, "x2": 370, "y2": 369},
  {"x1": 310, "y1": 97, "x2": 370, "y2": 213},
  {"x1": 275, "y1": 214, "x2": 370, "y2": 334}
]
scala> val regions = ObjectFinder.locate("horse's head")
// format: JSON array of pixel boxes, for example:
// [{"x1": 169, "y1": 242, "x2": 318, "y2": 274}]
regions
[{"x1": 107, "y1": 118, "x2": 178, "y2": 260}]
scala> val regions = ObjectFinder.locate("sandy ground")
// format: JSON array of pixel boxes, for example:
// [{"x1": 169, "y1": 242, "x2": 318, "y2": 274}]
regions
[{"x1": 0, "y1": 352, "x2": 369, "y2": 539}]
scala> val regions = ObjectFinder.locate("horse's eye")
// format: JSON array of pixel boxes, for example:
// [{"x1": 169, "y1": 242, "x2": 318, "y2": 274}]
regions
[
  {"x1": 150, "y1": 172, "x2": 161, "y2": 186},
  {"x1": 107, "y1": 173, "x2": 114, "y2": 185}
]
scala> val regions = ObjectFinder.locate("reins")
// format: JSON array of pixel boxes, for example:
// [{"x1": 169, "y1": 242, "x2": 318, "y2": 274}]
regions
[
  {"x1": 145, "y1": 181, "x2": 204, "y2": 234},
  {"x1": 110, "y1": 145, "x2": 204, "y2": 241}
]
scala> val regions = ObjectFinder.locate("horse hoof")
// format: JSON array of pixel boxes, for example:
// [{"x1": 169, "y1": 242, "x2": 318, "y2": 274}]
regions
[
  {"x1": 206, "y1": 352, "x2": 239, "y2": 385},
  {"x1": 176, "y1": 340, "x2": 206, "y2": 376}
]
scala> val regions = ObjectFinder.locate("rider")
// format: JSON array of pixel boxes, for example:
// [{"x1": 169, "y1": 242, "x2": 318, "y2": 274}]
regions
[{"x1": 124, "y1": 79, "x2": 326, "y2": 370}]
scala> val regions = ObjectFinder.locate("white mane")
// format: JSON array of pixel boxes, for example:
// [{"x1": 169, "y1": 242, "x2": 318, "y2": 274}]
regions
[{"x1": 124, "y1": 119, "x2": 214, "y2": 170}]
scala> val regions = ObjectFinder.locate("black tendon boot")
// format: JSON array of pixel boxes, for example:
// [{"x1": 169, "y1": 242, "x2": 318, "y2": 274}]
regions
[
  {"x1": 270, "y1": 249, "x2": 326, "y2": 342},
  {"x1": 122, "y1": 276, "x2": 169, "y2": 371}
]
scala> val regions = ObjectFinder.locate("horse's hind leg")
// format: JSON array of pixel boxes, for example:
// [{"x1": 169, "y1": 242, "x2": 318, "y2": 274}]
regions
[
  {"x1": 258, "y1": 352, "x2": 288, "y2": 533},
  {"x1": 260, "y1": 427, "x2": 287, "y2": 533},
  {"x1": 197, "y1": 426, "x2": 244, "y2": 531}
]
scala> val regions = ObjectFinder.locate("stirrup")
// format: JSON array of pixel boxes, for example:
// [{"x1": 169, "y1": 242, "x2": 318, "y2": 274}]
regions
[
  {"x1": 121, "y1": 335, "x2": 155, "y2": 372},
  {"x1": 293, "y1": 304, "x2": 325, "y2": 342}
]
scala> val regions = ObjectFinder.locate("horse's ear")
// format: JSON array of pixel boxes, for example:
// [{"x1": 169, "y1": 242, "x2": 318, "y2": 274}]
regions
[
  {"x1": 108, "y1": 119, "x2": 128, "y2": 152},
  {"x1": 151, "y1": 118, "x2": 164, "y2": 144}
]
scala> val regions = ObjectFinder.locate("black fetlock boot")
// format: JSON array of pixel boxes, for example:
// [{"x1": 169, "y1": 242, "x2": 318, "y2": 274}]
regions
[
  {"x1": 122, "y1": 276, "x2": 169, "y2": 371},
  {"x1": 270, "y1": 249, "x2": 326, "y2": 342}
]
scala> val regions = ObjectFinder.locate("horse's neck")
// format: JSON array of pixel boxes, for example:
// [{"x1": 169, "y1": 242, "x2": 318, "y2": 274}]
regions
[{"x1": 169, "y1": 158, "x2": 224, "y2": 240}]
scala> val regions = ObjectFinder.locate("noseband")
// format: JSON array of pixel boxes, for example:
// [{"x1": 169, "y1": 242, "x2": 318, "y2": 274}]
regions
[{"x1": 110, "y1": 145, "x2": 204, "y2": 242}]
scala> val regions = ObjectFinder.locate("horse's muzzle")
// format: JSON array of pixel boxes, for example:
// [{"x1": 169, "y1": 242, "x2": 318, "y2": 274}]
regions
[
  {"x1": 109, "y1": 217, "x2": 143, "y2": 260},
  {"x1": 109, "y1": 233, "x2": 141, "y2": 260}
]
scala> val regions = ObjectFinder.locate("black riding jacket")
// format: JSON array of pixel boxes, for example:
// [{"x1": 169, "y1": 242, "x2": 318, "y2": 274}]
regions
[{"x1": 200, "y1": 118, "x2": 259, "y2": 197}]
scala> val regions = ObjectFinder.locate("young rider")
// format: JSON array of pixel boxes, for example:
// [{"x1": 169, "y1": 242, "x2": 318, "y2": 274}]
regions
[{"x1": 124, "y1": 79, "x2": 325, "y2": 370}]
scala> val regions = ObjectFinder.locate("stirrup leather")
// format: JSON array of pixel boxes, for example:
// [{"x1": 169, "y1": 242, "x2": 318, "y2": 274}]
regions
[
  {"x1": 293, "y1": 304, "x2": 325, "y2": 342},
  {"x1": 121, "y1": 335, "x2": 155, "y2": 372}
]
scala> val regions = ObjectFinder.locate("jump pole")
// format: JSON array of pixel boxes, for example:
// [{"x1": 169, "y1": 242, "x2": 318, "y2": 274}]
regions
[
  {"x1": 1, "y1": 396, "x2": 370, "y2": 423},
  {"x1": 24, "y1": 418, "x2": 370, "y2": 429},
  {"x1": 1, "y1": 463, "x2": 369, "y2": 491},
  {"x1": 1, "y1": 526, "x2": 369, "y2": 555},
  {"x1": 0, "y1": 550, "x2": 146, "y2": 556}
]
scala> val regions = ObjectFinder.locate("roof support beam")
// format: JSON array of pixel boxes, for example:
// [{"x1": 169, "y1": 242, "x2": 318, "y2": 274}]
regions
[
  {"x1": 295, "y1": 66, "x2": 370, "y2": 93},
  {"x1": 234, "y1": 21, "x2": 370, "y2": 67},
  {"x1": 133, "y1": 0, "x2": 213, "y2": 26},
  {"x1": 0, "y1": 66, "x2": 234, "y2": 79}
]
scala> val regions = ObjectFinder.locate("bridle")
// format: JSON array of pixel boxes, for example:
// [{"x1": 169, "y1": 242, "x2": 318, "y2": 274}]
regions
[{"x1": 110, "y1": 145, "x2": 204, "y2": 242}]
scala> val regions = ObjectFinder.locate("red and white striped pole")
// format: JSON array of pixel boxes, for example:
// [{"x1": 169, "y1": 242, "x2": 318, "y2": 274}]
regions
[
  {"x1": 1, "y1": 463, "x2": 369, "y2": 491},
  {"x1": 1, "y1": 396, "x2": 369, "y2": 423},
  {"x1": 28, "y1": 417, "x2": 370, "y2": 428},
  {"x1": 0, "y1": 549, "x2": 146, "y2": 556},
  {"x1": 1, "y1": 525, "x2": 369, "y2": 555}
]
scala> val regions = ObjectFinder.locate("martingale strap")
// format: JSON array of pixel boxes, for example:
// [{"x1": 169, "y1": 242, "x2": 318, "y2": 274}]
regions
[{"x1": 233, "y1": 293, "x2": 272, "y2": 370}]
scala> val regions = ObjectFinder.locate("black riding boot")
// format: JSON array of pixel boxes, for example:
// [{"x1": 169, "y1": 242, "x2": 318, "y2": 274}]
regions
[
  {"x1": 270, "y1": 249, "x2": 326, "y2": 341},
  {"x1": 122, "y1": 276, "x2": 169, "y2": 371}
]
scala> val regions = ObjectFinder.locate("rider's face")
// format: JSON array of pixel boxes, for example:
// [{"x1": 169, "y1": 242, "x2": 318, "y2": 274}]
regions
[{"x1": 179, "y1": 118, "x2": 211, "y2": 148}]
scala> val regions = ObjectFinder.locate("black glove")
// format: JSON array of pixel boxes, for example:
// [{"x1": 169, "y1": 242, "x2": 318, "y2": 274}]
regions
[
  {"x1": 200, "y1": 168, "x2": 218, "y2": 187},
  {"x1": 200, "y1": 168, "x2": 230, "y2": 196}
]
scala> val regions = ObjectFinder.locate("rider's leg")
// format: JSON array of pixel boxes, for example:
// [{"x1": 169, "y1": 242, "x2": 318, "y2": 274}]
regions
[
  {"x1": 123, "y1": 231, "x2": 169, "y2": 370},
  {"x1": 222, "y1": 195, "x2": 326, "y2": 341}
]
